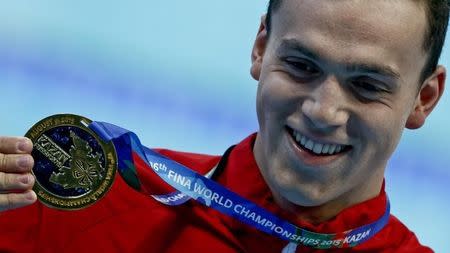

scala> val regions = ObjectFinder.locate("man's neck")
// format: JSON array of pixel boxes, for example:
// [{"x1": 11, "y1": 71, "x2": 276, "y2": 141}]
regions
[{"x1": 270, "y1": 178, "x2": 384, "y2": 224}]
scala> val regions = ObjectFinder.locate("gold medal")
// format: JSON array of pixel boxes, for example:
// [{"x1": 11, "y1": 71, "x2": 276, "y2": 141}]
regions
[{"x1": 25, "y1": 114, "x2": 117, "y2": 210}]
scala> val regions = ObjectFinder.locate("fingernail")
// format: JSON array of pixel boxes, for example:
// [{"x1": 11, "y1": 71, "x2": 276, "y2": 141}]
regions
[
  {"x1": 19, "y1": 174, "x2": 31, "y2": 184},
  {"x1": 24, "y1": 191, "x2": 36, "y2": 201},
  {"x1": 17, "y1": 139, "x2": 31, "y2": 152},
  {"x1": 17, "y1": 156, "x2": 31, "y2": 168}
]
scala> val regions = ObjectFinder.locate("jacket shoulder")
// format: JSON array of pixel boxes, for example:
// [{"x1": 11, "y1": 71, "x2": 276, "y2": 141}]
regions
[
  {"x1": 379, "y1": 215, "x2": 433, "y2": 252},
  {"x1": 155, "y1": 148, "x2": 221, "y2": 174}
]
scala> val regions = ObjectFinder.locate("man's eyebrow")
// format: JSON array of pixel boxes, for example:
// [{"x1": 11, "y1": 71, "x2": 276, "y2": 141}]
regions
[
  {"x1": 277, "y1": 39, "x2": 322, "y2": 60},
  {"x1": 346, "y1": 63, "x2": 401, "y2": 80},
  {"x1": 278, "y1": 39, "x2": 401, "y2": 80}
]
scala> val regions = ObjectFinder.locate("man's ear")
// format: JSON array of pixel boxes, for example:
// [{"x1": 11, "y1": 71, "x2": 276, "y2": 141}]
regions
[
  {"x1": 406, "y1": 65, "x2": 446, "y2": 129},
  {"x1": 250, "y1": 15, "x2": 268, "y2": 81}
]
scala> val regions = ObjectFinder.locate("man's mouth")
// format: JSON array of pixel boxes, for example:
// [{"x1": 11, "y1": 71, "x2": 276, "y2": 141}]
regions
[{"x1": 287, "y1": 127, "x2": 351, "y2": 156}]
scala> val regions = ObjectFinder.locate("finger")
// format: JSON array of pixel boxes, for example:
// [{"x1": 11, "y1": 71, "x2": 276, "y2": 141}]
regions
[
  {"x1": 0, "y1": 137, "x2": 33, "y2": 154},
  {"x1": 0, "y1": 154, "x2": 34, "y2": 173},
  {"x1": 0, "y1": 190, "x2": 37, "y2": 212},
  {"x1": 0, "y1": 172, "x2": 34, "y2": 191}
]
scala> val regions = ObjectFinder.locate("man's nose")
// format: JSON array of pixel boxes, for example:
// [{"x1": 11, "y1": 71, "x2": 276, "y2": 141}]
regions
[{"x1": 301, "y1": 76, "x2": 349, "y2": 130}]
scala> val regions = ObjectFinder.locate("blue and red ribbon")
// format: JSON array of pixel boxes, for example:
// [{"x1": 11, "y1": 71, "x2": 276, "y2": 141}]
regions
[{"x1": 89, "y1": 121, "x2": 390, "y2": 249}]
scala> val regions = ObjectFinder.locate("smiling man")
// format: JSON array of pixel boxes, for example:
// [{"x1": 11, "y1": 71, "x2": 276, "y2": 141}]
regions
[
  {"x1": 251, "y1": 0, "x2": 447, "y2": 249},
  {"x1": 253, "y1": 0, "x2": 446, "y2": 221},
  {"x1": 0, "y1": 0, "x2": 447, "y2": 252}
]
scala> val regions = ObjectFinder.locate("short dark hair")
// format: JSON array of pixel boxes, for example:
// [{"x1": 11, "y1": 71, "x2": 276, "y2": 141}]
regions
[{"x1": 265, "y1": 0, "x2": 450, "y2": 84}]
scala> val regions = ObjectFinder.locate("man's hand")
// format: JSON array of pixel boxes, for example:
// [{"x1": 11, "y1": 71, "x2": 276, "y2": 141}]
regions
[{"x1": 0, "y1": 137, "x2": 37, "y2": 211}]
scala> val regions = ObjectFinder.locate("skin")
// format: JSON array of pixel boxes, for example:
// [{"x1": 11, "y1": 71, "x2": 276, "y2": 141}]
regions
[
  {"x1": 0, "y1": 137, "x2": 36, "y2": 211},
  {"x1": 251, "y1": 0, "x2": 445, "y2": 223}
]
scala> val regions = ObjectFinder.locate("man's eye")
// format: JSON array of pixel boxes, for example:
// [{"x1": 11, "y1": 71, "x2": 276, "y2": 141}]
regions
[
  {"x1": 284, "y1": 58, "x2": 320, "y2": 76},
  {"x1": 352, "y1": 80, "x2": 383, "y2": 93},
  {"x1": 350, "y1": 78, "x2": 390, "y2": 102}
]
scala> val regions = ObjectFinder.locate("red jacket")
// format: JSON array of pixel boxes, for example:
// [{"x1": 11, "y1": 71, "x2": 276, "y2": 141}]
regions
[{"x1": 0, "y1": 134, "x2": 432, "y2": 252}]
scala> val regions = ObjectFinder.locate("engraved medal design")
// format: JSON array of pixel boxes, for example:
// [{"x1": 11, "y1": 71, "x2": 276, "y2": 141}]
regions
[{"x1": 25, "y1": 114, "x2": 117, "y2": 210}]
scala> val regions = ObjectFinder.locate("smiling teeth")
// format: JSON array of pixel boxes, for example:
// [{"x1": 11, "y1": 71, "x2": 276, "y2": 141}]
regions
[{"x1": 293, "y1": 130, "x2": 346, "y2": 155}]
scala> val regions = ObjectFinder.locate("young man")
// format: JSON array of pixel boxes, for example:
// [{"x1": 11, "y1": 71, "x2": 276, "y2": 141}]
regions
[{"x1": 0, "y1": 0, "x2": 447, "y2": 252}]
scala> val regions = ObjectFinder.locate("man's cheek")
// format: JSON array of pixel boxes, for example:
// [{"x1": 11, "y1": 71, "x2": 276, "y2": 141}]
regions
[{"x1": 262, "y1": 88, "x2": 299, "y2": 117}]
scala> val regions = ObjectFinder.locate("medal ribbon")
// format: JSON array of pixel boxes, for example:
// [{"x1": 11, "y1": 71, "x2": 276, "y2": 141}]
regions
[{"x1": 89, "y1": 121, "x2": 390, "y2": 249}]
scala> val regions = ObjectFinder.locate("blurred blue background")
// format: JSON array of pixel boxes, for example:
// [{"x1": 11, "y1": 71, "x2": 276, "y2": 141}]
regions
[{"x1": 0, "y1": 1, "x2": 448, "y2": 251}]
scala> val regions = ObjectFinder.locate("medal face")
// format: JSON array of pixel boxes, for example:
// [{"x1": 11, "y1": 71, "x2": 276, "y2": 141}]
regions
[{"x1": 25, "y1": 114, "x2": 117, "y2": 210}]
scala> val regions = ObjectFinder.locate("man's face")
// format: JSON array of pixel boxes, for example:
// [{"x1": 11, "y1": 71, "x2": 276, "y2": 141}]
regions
[{"x1": 252, "y1": 0, "x2": 433, "y2": 207}]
